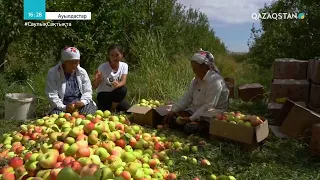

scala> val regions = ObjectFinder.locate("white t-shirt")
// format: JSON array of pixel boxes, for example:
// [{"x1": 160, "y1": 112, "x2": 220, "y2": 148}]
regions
[{"x1": 96, "y1": 62, "x2": 128, "y2": 93}]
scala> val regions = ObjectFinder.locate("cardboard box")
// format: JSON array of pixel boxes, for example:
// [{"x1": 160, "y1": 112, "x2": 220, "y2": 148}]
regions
[
  {"x1": 273, "y1": 58, "x2": 308, "y2": 79},
  {"x1": 127, "y1": 105, "x2": 172, "y2": 127},
  {"x1": 238, "y1": 83, "x2": 264, "y2": 102},
  {"x1": 309, "y1": 83, "x2": 320, "y2": 107},
  {"x1": 269, "y1": 101, "x2": 306, "y2": 125},
  {"x1": 209, "y1": 119, "x2": 269, "y2": 144},
  {"x1": 311, "y1": 59, "x2": 320, "y2": 84},
  {"x1": 267, "y1": 102, "x2": 283, "y2": 119},
  {"x1": 224, "y1": 77, "x2": 235, "y2": 98},
  {"x1": 278, "y1": 99, "x2": 320, "y2": 138},
  {"x1": 308, "y1": 59, "x2": 315, "y2": 79},
  {"x1": 308, "y1": 104, "x2": 320, "y2": 115},
  {"x1": 310, "y1": 123, "x2": 320, "y2": 155},
  {"x1": 270, "y1": 79, "x2": 309, "y2": 102}
]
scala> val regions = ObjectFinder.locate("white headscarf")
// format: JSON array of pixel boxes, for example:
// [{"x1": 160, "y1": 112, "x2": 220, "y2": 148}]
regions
[
  {"x1": 61, "y1": 47, "x2": 80, "y2": 61},
  {"x1": 191, "y1": 49, "x2": 220, "y2": 73}
]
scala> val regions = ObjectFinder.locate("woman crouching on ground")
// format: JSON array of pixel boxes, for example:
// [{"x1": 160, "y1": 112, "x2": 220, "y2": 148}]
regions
[
  {"x1": 45, "y1": 47, "x2": 97, "y2": 115},
  {"x1": 92, "y1": 44, "x2": 130, "y2": 113},
  {"x1": 163, "y1": 50, "x2": 229, "y2": 135}
]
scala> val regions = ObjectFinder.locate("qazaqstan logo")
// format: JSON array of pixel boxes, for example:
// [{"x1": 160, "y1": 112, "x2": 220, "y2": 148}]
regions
[{"x1": 252, "y1": 12, "x2": 305, "y2": 20}]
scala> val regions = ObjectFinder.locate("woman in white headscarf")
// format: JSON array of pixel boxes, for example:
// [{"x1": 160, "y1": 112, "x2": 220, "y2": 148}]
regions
[
  {"x1": 163, "y1": 50, "x2": 229, "y2": 134},
  {"x1": 45, "y1": 46, "x2": 97, "y2": 115}
]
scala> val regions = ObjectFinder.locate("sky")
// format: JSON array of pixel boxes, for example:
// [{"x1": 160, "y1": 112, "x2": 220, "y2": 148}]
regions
[{"x1": 177, "y1": 0, "x2": 274, "y2": 52}]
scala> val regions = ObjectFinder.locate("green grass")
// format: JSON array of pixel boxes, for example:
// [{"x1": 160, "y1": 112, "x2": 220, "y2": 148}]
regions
[{"x1": 0, "y1": 35, "x2": 319, "y2": 179}]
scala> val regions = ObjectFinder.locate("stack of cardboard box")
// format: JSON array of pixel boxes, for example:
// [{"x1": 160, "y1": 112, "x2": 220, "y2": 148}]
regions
[
  {"x1": 307, "y1": 58, "x2": 320, "y2": 114},
  {"x1": 268, "y1": 58, "x2": 309, "y2": 123}
]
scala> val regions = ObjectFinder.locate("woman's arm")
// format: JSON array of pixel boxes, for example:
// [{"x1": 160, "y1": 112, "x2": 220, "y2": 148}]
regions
[
  {"x1": 189, "y1": 77, "x2": 224, "y2": 121},
  {"x1": 80, "y1": 70, "x2": 93, "y2": 106},
  {"x1": 92, "y1": 70, "x2": 102, "y2": 89},
  {"x1": 171, "y1": 78, "x2": 195, "y2": 113},
  {"x1": 116, "y1": 74, "x2": 127, "y2": 87},
  {"x1": 115, "y1": 63, "x2": 128, "y2": 88},
  {"x1": 45, "y1": 71, "x2": 66, "y2": 111}
]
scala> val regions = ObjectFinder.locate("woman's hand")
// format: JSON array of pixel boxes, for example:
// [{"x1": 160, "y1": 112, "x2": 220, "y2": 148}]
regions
[
  {"x1": 66, "y1": 103, "x2": 76, "y2": 113},
  {"x1": 163, "y1": 111, "x2": 175, "y2": 125},
  {"x1": 95, "y1": 70, "x2": 102, "y2": 82},
  {"x1": 112, "y1": 81, "x2": 122, "y2": 88},
  {"x1": 75, "y1": 101, "x2": 85, "y2": 108}
]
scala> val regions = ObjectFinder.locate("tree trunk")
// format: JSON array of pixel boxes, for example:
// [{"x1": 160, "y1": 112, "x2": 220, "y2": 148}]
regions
[{"x1": 0, "y1": 40, "x2": 10, "y2": 72}]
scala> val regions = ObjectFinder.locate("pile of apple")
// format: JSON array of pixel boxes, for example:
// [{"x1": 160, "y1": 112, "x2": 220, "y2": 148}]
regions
[
  {"x1": 136, "y1": 99, "x2": 165, "y2": 108},
  {"x1": 0, "y1": 110, "x2": 179, "y2": 180},
  {"x1": 0, "y1": 109, "x2": 237, "y2": 180},
  {"x1": 214, "y1": 111, "x2": 264, "y2": 127}
]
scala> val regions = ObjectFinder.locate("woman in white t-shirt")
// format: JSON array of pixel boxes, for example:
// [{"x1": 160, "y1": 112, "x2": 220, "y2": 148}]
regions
[{"x1": 92, "y1": 44, "x2": 130, "y2": 112}]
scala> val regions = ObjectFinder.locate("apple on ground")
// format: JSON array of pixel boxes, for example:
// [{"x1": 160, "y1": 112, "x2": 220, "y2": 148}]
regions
[
  {"x1": 38, "y1": 151, "x2": 58, "y2": 169},
  {"x1": 94, "y1": 167, "x2": 114, "y2": 179},
  {"x1": 76, "y1": 146, "x2": 91, "y2": 158},
  {"x1": 80, "y1": 164, "x2": 100, "y2": 177},
  {"x1": 67, "y1": 161, "x2": 83, "y2": 173},
  {"x1": 200, "y1": 159, "x2": 211, "y2": 166},
  {"x1": 209, "y1": 174, "x2": 217, "y2": 180},
  {"x1": 57, "y1": 167, "x2": 80, "y2": 180},
  {"x1": 8, "y1": 157, "x2": 23, "y2": 168},
  {"x1": 94, "y1": 147, "x2": 109, "y2": 161}
]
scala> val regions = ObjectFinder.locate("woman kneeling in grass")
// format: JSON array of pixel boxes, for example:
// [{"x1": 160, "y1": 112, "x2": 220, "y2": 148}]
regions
[
  {"x1": 45, "y1": 47, "x2": 97, "y2": 115},
  {"x1": 163, "y1": 50, "x2": 229, "y2": 134}
]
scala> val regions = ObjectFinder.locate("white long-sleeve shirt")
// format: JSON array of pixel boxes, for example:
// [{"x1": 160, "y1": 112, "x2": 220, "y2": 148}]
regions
[
  {"x1": 171, "y1": 70, "x2": 229, "y2": 121},
  {"x1": 45, "y1": 62, "x2": 94, "y2": 111}
]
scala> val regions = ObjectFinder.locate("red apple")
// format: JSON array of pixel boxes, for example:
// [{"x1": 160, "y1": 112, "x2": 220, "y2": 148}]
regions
[
  {"x1": 57, "y1": 153, "x2": 66, "y2": 162},
  {"x1": 64, "y1": 113, "x2": 71, "y2": 119},
  {"x1": 67, "y1": 161, "x2": 82, "y2": 173},
  {"x1": 50, "y1": 168, "x2": 62, "y2": 180},
  {"x1": 62, "y1": 157, "x2": 75, "y2": 166},
  {"x1": 115, "y1": 124, "x2": 124, "y2": 131},
  {"x1": 76, "y1": 134, "x2": 88, "y2": 141},
  {"x1": 0, "y1": 166, "x2": 14, "y2": 174},
  {"x1": 120, "y1": 171, "x2": 131, "y2": 180},
  {"x1": 24, "y1": 153, "x2": 32, "y2": 161},
  {"x1": 115, "y1": 139, "x2": 126, "y2": 149},
  {"x1": 8, "y1": 157, "x2": 23, "y2": 168},
  {"x1": 15, "y1": 146, "x2": 25, "y2": 154},
  {"x1": 200, "y1": 159, "x2": 211, "y2": 166},
  {"x1": 154, "y1": 142, "x2": 165, "y2": 151},
  {"x1": 2, "y1": 172, "x2": 15, "y2": 180},
  {"x1": 53, "y1": 162, "x2": 63, "y2": 168},
  {"x1": 129, "y1": 137, "x2": 136, "y2": 147},
  {"x1": 76, "y1": 147, "x2": 91, "y2": 158},
  {"x1": 80, "y1": 164, "x2": 99, "y2": 177},
  {"x1": 91, "y1": 118, "x2": 101, "y2": 124},
  {"x1": 84, "y1": 123, "x2": 95, "y2": 135},
  {"x1": 106, "y1": 155, "x2": 118, "y2": 163},
  {"x1": 167, "y1": 173, "x2": 177, "y2": 180},
  {"x1": 53, "y1": 141, "x2": 64, "y2": 150}
]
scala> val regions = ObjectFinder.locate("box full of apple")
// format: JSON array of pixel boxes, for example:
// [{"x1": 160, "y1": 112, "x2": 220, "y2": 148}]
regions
[
  {"x1": 127, "y1": 99, "x2": 172, "y2": 127},
  {"x1": 0, "y1": 110, "x2": 237, "y2": 180},
  {"x1": 209, "y1": 111, "x2": 269, "y2": 145}
]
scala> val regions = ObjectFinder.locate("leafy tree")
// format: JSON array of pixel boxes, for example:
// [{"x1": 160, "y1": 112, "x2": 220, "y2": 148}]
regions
[{"x1": 248, "y1": 0, "x2": 320, "y2": 68}]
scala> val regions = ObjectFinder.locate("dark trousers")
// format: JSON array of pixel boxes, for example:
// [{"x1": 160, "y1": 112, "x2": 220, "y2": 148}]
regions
[
  {"x1": 49, "y1": 101, "x2": 97, "y2": 115},
  {"x1": 97, "y1": 86, "x2": 130, "y2": 112},
  {"x1": 169, "y1": 111, "x2": 209, "y2": 135}
]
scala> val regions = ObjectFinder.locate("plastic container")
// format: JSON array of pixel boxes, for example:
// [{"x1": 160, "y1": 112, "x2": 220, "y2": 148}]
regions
[{"x1": 5, "y1": 93, "x2": 35, "y2": 120}]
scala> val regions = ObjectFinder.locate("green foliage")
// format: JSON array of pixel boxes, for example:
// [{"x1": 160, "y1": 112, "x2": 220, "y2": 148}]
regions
[
  {"x1": 247, "y1": 0, "x2": 320, "y2": 68},
  {"x1": 0, "y1": 0, "x2": 226, "y2": 78}
]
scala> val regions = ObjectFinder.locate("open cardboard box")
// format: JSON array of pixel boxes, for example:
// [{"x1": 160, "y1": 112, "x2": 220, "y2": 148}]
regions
[
  {"x1": 127, "y1": 105, "x2": 172, "y2": 127},
  {"x1": 209, "y1": 118, "x2": 269, "y2": 145},
  {"x1": 275, "y1": 99, "x2": 320, "y2": 138}
]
